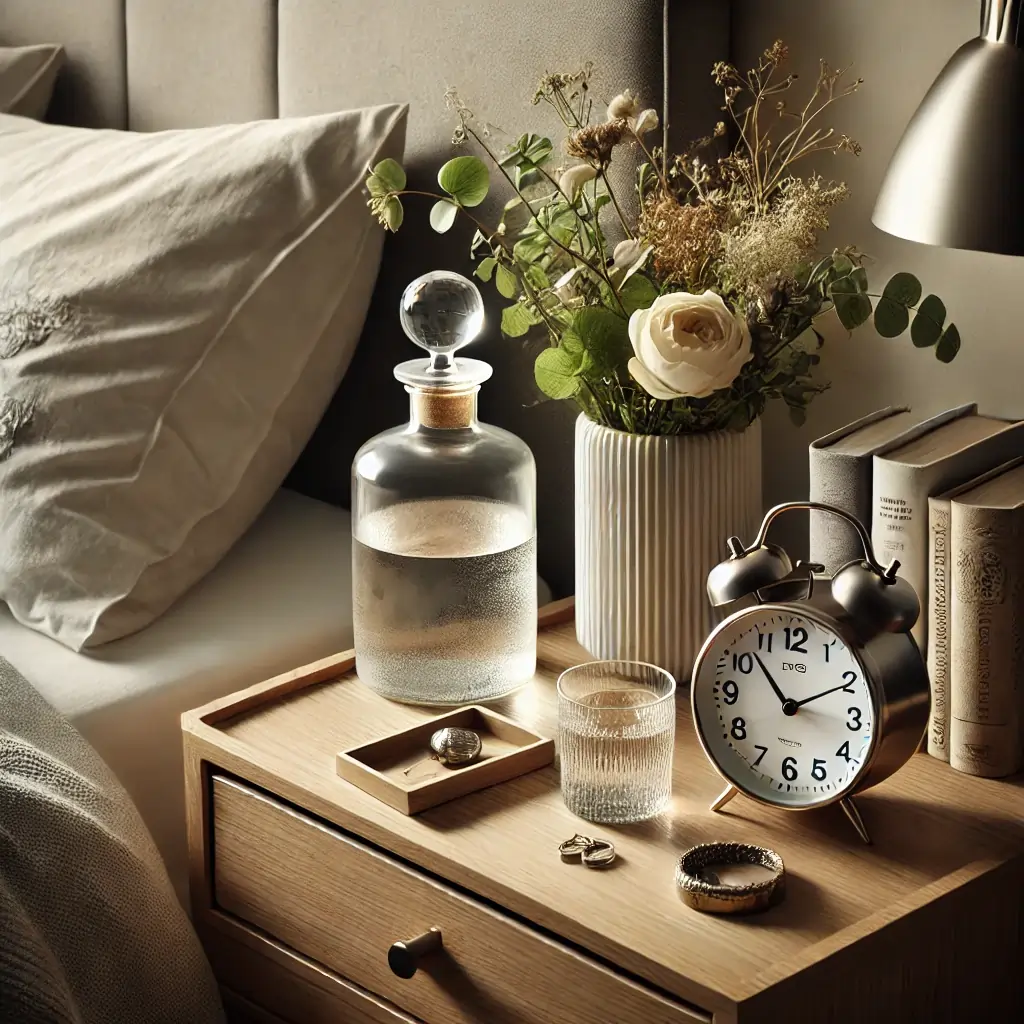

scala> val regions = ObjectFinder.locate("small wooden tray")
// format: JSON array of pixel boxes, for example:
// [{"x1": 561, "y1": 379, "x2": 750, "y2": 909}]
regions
[{"x1": 335, "y1": 705, "x2": 554, "y2": 814}]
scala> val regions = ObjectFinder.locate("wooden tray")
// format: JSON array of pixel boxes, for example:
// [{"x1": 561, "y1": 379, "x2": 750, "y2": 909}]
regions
[{"x1": 335, "y1": 704, "x2": 554, "y2": 814}]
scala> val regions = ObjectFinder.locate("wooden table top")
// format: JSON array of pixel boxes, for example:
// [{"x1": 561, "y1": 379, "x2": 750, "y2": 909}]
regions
[{"x1": 185, "y1": 599, "x2": 1024, "y2": 1017}]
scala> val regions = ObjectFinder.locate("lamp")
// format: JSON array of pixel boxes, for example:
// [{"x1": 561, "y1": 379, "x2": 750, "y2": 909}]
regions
[{"x1": 872, "y1": 0, "x2": 1024, "y2": 256}]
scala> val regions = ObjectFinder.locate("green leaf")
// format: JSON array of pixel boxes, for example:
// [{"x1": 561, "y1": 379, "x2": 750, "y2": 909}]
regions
[
  {"x1": 830, "y1": 277, "x2": 872, "y2": 330},
  {"x1": 370, "y1": 158, "x2": 406, "y2": 193},
  {"x1": 522, "y1": 264, "x2": 550, "y2": 291},
  {"x1": 438, "y1": 156, "x2": 490, "y2": 207},
  {"x1": 788, "y1": 405, "x2": 808, "y2": 427},
  {"x1": 936, "y1": 323, "x2": 961, "y2": 363},
  {"x1": 495, "y1": 264, "x2": 518, "y2": 299},
  {"x1": 382, "y1": 196, "x2": 403, "y2": 232},
  {"x1": 618, "y1": 274, "x2": 659, "y2": 317},
  {"x1": 475, "y1": 257, "x2": 497, "y2": 283},
  {"x1": 851, "y1": 267, "x2": 869, "y2": 292},
  {"x1": 874, "y1": 297, "x2": 910, "y2": 338},
  {"x1": 501, "y1": 303, "x2": 534, "y2": 338},
  {"x1": 883, "y1": 272, "x2": 923, "y2": 308},
  {"x1": 559, "y1": 329, "x2": 593, "y2": 375},
  {"x1": 534, "y1": 347, "x2": 580, "y2": 399},
  {"x1": 830, "y1": 254, "x2": 854, "y2": 279},
  {"x1": 573, "y1": 307, "x2": 630, "y2": 373},
  {"x1": 912, "y1": 294, "x2": 946, "y2": 347},
  {"x1": 429, "y1": 200, "x2": 458, "y2": 234},
  {"x1": 513, "y1": 236, "x2": 548, "y2": 263}
]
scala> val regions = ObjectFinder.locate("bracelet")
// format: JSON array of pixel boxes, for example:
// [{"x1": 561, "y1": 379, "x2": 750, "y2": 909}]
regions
[{"x1": 676, "y1": 842, "x2": 785, "y2": 915}]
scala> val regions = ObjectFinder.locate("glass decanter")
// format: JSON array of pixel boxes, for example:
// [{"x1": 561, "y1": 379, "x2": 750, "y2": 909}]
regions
[{"x1": 351, "y1": 271, "x2": 537, "y2": 705}]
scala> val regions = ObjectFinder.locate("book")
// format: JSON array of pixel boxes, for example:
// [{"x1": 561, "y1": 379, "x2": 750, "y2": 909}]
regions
[
  {"x1": 809, "y1": 407, "x2": 918, "y2": 574},
  {"x1": 872, "y1": 405, "x2": 1024, "y2": 650},
  {"x1": 926, "y1": 457, "x2": 1024, "y2": 762},
  {"x1": 948, "y1": 462, "x2": 1024, "y2": 777}
]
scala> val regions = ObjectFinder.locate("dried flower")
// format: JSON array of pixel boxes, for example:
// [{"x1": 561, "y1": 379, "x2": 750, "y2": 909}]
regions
[
  {"x1": 612, "y1": 238, "x2": 645, "y2": 270},
  {"x1": 607, "y1": 90, "x2": 639, "y2": 121},
  {"x1": 634, "y1": 108, "x2": 659, "y2": 136},
  {"x1": 566, "y1": 119, "x2": 629, "y2": 167},
  {"x1": 641, "y1": 194, "x2": 726, "y2": 291},
  {"x1": 558, "y1": 163, "x2": 598, "y2": 198}
]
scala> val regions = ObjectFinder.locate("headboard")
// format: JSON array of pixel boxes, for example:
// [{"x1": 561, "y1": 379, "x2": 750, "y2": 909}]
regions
[{"x1": 0, "y1": 0, "x2": 730, "y2": 594}]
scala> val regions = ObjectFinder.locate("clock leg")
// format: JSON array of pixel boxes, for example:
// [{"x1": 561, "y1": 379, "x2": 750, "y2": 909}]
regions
[
  {"x1": 709, "y1": 784, "x2": 740, "y2": 813},
  {"x1": 840, "y1": 797, "x2": 872, "y2": 845}
]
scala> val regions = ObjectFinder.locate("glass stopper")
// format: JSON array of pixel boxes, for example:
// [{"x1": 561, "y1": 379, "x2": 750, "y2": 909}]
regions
[{"x1": 400, "y1": 271, "x2": 485, "y2": 375}]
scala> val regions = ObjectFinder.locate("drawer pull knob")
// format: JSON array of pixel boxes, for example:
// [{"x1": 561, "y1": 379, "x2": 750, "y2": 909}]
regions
[{"x1": 388, "y1": 927, "x2": 443, "y2": 978}]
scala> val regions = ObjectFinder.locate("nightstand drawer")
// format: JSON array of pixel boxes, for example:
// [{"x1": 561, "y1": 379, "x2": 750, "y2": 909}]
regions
[{"x1": 210, "y1": 776, "x2": 707, "y2": 1024}]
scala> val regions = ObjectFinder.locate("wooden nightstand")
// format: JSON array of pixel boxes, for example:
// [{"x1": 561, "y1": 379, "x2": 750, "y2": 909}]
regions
[{"x1": 183, "y1": 600, "x2": 1024, "y2": 1024}]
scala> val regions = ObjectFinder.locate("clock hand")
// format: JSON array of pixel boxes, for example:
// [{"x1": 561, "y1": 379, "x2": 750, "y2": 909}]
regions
[
  {"x1": 793, "y1": 682, "x2": 853, "y2": 708},
  {"x1": 752, "y1": 652, "x2": 789, "y2": 708}
]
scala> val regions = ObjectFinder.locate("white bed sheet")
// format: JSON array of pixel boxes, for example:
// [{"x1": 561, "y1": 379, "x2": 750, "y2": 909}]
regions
[{"x1": 0, "y1": 488, "x2": 356, "y2": 906}]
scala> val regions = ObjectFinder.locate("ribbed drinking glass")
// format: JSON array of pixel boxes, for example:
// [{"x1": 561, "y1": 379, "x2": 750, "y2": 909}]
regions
[{"x1": 557, "y1": 660, "x2": 676, "y2": 824}]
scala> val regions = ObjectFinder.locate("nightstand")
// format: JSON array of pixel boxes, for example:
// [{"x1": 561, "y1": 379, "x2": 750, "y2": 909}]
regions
[{"x1": 183, "y1": 600, "x2": 1024, "y2": 1023}]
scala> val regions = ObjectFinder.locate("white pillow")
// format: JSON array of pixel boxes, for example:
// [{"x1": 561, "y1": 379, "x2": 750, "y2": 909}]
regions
[
  {"x1": 0, "y1": 104, "x2": 407, "y2": 649},
  {"x1": 0, "y1": 43, "x2": 63, "y2": 117}
]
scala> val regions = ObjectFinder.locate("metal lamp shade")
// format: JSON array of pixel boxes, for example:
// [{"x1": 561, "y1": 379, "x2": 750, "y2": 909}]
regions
[{"x1": 873, "y1": 1, "x2": 1024, "y2": 256}]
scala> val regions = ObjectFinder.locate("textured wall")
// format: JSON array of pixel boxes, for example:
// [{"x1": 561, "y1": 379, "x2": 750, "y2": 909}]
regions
[{"x1": 733, "y1": 0, "x2": 1024, "y2": 556}]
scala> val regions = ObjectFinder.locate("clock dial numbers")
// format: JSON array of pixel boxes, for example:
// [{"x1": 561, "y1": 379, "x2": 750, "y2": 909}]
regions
[{"x1": 698, "y1": 611, "x2": 874, "y2": 808}]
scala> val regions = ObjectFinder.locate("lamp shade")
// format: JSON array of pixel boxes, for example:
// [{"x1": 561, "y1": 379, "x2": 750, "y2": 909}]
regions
[{"x1": 872, "y1": 0, "x2": 1024, "y2": 256}]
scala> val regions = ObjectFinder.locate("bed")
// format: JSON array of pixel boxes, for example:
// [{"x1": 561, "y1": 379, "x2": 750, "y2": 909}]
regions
[{"x1": 0, "y1": 0, "x2": 729, "y2": 905}]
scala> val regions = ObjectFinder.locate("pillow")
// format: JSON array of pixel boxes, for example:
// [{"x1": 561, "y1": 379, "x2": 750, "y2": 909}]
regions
[
  {"x1": 0, "y1": 44, "x2": 64, "y2": 118},
  {"x1": 0, "y1": 656, "x2": 225, "y2": 1024},
  {"x1": 0, "y1": 104, "x2": 406, "y2": 649}
]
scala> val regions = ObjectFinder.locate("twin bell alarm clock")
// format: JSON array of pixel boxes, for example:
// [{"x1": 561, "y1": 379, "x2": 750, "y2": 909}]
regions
[{"x1": 690, "y1": 502, "x2": 930, "y2": 844}]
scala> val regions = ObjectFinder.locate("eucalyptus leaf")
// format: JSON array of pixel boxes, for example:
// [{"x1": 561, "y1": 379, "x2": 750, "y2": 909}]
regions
[
  {"x1": 874, "y1": 297, "x2": 910, "y2": 338},
  {"x1": 438, "y1": 156, "x2": 490, "y2": 207},
  {"x1": 936, "y1": 323, "x2": 961, "y2": 363},
  {"x1": 851, "y1": 267, "x2": 869, "y2": 292},
  {"x1": 882, "y1": 272, "x2": 923, "y2": 308},
  {"x1": 370, "y1": 158, "x2": 406, "y2": 193},
  {"x1": 534, "y1": 347, "x2": 580, "y2": 399},
  {"x1": 475, "y1": 257, "x2": 497, "y2": 283},
  {"x1": 495, "y1": 264, "x2": 518, "y2": 299},
  {"x1": 501, "y1": 303, "x2": 534, "y2": 338},
  {"x1": 912, "y1": 294, "x2": 946, "y2": 347},
  {"x1": 830, "y1": 254, "x2": 854, "y2": 279},
  {"x1": 429, "y1": 200, "x2": 458, "y2": 234},
  {"x1": 830, "y1": 278, "x2": 872, "y2": 330},
  {"x1": 383, "y1": 196, "x2": 404, "y2": 232}
]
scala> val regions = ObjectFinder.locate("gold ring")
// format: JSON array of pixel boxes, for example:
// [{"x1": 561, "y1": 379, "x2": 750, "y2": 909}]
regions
[{"x1": 676, "y1": 842, "x2": 785, "y2": 915}]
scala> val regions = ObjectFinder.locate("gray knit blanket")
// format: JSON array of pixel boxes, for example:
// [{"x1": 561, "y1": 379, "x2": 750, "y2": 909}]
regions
[{"x1": 0, "y1": 656, "x2": 225, "y2": 1024}]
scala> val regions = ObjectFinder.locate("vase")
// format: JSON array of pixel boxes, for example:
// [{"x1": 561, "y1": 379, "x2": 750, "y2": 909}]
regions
[{"x1": 574, "y1": 414, "x2": 763, "y2": 684}]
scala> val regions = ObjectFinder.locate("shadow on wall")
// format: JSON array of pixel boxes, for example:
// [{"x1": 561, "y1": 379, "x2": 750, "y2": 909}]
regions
[{"x1": 732, "y1": 0, "x2": 1024, "y2": 559}]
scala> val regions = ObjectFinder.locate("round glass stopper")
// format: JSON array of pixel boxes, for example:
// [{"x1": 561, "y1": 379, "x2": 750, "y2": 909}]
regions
[{"x1": 399, "y1": 271, "x2": 485, "y2": 374}]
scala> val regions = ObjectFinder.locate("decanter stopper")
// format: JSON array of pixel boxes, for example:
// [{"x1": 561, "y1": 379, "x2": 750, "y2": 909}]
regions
[{"x1": 396, "y1": 271, "x2": 489, "y2": 387}]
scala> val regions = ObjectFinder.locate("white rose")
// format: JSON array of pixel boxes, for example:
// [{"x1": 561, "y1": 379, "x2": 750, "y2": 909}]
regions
[
  {"x1": 607, "y1": 90, "x2": 639, "y2": 121},
  {"x1": 558, "y1": 163, "x2": 598, "y2": 198},
  {"x1": 633, "y1": 108, "x2": 659, "y2": 136},
  {"x1": 627, "y1": 290, "x2": 753, "y2": 400}
]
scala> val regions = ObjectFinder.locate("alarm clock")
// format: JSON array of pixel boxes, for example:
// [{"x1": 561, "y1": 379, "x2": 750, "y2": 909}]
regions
[{"x1": 691, "y1": 501, "x2": 930, "y2": 844}]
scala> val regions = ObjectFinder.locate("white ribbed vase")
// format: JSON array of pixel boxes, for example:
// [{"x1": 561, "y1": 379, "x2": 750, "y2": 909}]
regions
[{"x1": 575, "y1": 414, "x2": 763, "y2": 683}]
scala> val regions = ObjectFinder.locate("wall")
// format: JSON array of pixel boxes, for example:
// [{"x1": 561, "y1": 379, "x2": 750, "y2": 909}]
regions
[{"x1": 732, "y1": 0, "x2": 1024, "y2": 556}]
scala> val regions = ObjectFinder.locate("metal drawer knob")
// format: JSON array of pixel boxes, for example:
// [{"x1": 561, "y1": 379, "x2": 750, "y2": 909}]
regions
[{"x1": 387, "y1": 927, "x2": 443, "y2": 978}]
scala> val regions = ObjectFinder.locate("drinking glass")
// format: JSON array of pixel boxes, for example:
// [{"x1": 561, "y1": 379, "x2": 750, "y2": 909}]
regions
[{"x1": 557, "y1": 660, "x2": 676, "y2": 824}]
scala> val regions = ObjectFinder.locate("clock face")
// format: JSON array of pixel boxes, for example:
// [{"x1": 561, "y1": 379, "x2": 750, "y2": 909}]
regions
[{"x1": 692, "y1": 608, "x2": 876, "y2": 808}]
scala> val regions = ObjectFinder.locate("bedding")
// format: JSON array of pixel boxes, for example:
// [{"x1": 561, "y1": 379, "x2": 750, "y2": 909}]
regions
[
  {"x1": 0, "y1": 655, "x2": 224, "y2": 1024},
  {"x1": 0, "y1": 43, "x2": 62, "y2": 116},
  {"x1": 0, "y1": 102, "x2": 406, "y2": 650}
]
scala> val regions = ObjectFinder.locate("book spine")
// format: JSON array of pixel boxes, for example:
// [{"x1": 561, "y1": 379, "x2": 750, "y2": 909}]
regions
[
  {"x1": 872, "y1": 459, "x2": 929, "y2": 650},
  {"x1": 809, "y1": 449, "x2": 872, "y2": 575},
  {"x1": 926, "y1": 495, "x2": 952, "y2": 761},
  {"x1": 948, "y1": 505, "x2": 1023, "y2": 778}
]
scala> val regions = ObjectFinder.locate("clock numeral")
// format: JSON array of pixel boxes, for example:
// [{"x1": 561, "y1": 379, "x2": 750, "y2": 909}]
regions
[
  {"x1": 836, "y1": 740, "x2": 852, "y2": 762},
  {"x1": 757, "y1": 631, "x2": 773, "y2": 653},
  {"x1": 846, "y1": 707, "x2": 863, "y2": 732},
  {"x1": 732, "y1": 652, "x2": 754, "y2": 675},
  {"x1": 823, "y1": 642, "x2": 831, "y2": 663},
  {"x1": 752, "y1": 744, "x2": 768, "y2": 767},
  {"x1": 730, "y1": 717, "x2": 747, "y2": 740},
  {"x1": 841, "y1": 670, "x2": 857, "y2": 693},
  {"x1": 782, "y1": 756, "x2": 798, "y2": 781},
  {"x1": 722, "y1": 680, "x2": 739, "y2": 705},
  {"x1": 811, "y1": 758, "x2": 827, "y2": 781},
  {"x1": 783, "y1": 626, "x2": 808, "y2": 654}
]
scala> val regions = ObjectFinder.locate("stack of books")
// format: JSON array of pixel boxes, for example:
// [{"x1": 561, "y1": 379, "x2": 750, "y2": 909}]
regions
[{"x1": 810, "y1": 405, "x2": 1024, "y2": 778}]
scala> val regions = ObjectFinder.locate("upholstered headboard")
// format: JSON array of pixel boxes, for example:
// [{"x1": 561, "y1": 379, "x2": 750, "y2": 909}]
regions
[{"x1": 0, "y1": 0, "x2": 729, "y2": 593}]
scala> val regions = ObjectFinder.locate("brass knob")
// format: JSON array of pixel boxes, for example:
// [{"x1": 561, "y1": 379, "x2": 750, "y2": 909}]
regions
[{"x1": 387, "y1": 927, "x2": 443, "y2": 979}]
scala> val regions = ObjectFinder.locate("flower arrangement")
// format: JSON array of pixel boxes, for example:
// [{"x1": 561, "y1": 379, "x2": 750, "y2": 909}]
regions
[{"x1": 367, "y1": 43, "x2": 960, "y2": 435}]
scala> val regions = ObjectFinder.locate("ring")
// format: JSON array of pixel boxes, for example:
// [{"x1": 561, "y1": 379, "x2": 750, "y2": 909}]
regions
[
  {"x1": 581, "y1": 840, "x2": 616, "y2": 868},
  {"x1": 676, "y1": 842, "x2": 785, "y2": 915},
  {"x1": 558, "y1": 833, "x2": 595, "y2": 859}
]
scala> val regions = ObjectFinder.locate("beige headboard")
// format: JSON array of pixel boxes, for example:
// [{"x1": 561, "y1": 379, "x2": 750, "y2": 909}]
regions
[{"x1": 0, "y1": 0, "x2": 729, "y2": 594}]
